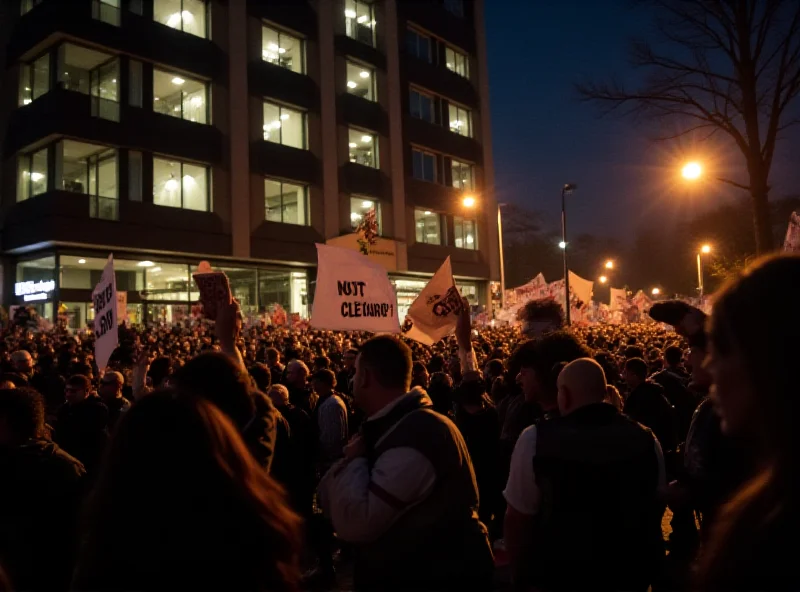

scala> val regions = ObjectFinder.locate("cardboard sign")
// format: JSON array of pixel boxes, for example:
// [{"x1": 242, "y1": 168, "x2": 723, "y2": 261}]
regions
[
  {"x1": 403, "y1": 257, "x2": 462, "y2": 346},
  {"x1": 92, "y1": 254, "x2": 118, "y2": 371},
  {"x1": 310, "y1": 244, "x2": 400, "y2": 333},
  {"x1": 192, "y1": 261, "x2": 231, "y2": 321},
  {"x1": 117, "y1": 291, "x2": 128, "y2": 323}
]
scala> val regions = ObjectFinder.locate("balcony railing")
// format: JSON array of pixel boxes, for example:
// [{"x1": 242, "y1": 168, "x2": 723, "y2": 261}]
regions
[
  {"x1": 90, "y1": 196, "x2": 119, "y2": 221},
  {"x1": 91, "y1": 0, "x2": 120, "y2": 26},
  {"x1": 91, "y1": 96, "x2": 120, "y2": 122}
]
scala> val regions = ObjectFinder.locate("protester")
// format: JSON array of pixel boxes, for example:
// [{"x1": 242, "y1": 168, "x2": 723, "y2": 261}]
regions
[
  {"x1": 55, "y1": 374, "x2": 109, "y2": 475},
  {"x1": 622, "y1": 357, "x2": 678, "y2": 454},
  {"x1": 285, "y1": 359, "x2": 316, "y2": 415},
  {"x1": 96, "y1": 370, "x2": 130, "y2": 430}
]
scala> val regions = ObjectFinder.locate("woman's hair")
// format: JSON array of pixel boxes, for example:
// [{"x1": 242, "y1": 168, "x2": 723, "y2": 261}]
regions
[
  {"x1": 74, "y1": 390, "x2": 301, "y2": 591},
  {"x1": 698, "y1": 254, "x2": 800, "y2": 589}
]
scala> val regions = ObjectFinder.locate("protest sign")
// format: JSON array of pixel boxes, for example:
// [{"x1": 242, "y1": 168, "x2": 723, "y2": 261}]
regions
[
  {"x1": 783, "y1": 211, "x2": 800, "y2": 252},
  {"x1": 192, "y1": 260, "x2": 231, "y2": 321},
  {"x1": 568, "y1": 271, "x2": 594, "y2": 306},
  {"x1": 92, "y1": 254, "x2": 118, "y2": 370},
  {"x1": 117, "y1": 291, "x2": 128, "y2": 323},
  {"x1": 403, "y1": 257, "x2": 462, "y2": 346},
  {"x1": 610, "y1": 287, "x2": 627, "y2": 311},
  {"x1": 310, "y1": 244, "x2": 400, "y2": 333}
]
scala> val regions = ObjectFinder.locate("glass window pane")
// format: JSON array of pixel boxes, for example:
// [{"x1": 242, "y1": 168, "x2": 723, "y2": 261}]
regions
[
  {"x1": 262, "y1": 26, "x2": 304, "y2": 74},
  {"x1": 446, "y1": 47, "x2": 468, "y2": 78},
  {"x1": 129, "y1": 150, "x2": 142, "y2": 201},
  {"x1": 153, "y1": 157, "x2": 182, "y2": 207},
  {"x1": 346, "y1": 61, "x2": 375, "y2": 101},
  {"x1": 31, "y1": 149, "x2": 47, "y2": 196},
  {"x1": 346, "y1": 0, "x2": 375, "y2": 47},
  {"x1": 60, "y1": 44, "x2": 109, "y2": 95},
  {"x1": 449, "y1": 104, "x2": 471, "y2": 136},
  {"x1": 280, "y1": 107, "x2": 304, "y2": 149},
  {"x1": 421, "y1": 94, "x2": 433, "y2": 122},
  {"x1": 154, "y1": 68, "x2": 207, "y2": 124},
  {"x1": 451, "y1": 159, "x2": 473, "y2": 191},
  {"x1": 281, "y1": 182, "x2": 305, "y2": 225},
  {"x1": 32, "y1": 54, "x2": 49, "y2": 100},
  {"x1": 145, "y1": 262, "x2": 191, "y2": 301},
  {"x1": 17, "y1": 157, "x2": 30, "y2": 202},
  {"x1": 97, "y1": 152, "x2": 117, "y2": 198},
  {"x1": 350, "y1": 197, "x2": 380, "y2": 233},
  {"x1": 182, "y1": 163, "x2": 207, "y2": 211},
  {"x1": 415, "y1": 209, "x2": 441, "y2": 245},
  {"x1": 348, "y1": 128, "x2": 377, "y2": 168},
  {"x1": 20, "y1": 64, "x2": 32, "y2": 106},
  {"x1": 182, "y1": 0, "x2": 206, "y2": 38},
  {"x1": 154, "y1": 0, "x2": 181, "y2": 29},
  {"x1": 263, "y1": 102, "x2": 280, "y2": 142},
  {"x1": 265, "y1": 179, "x2": 282, "y2": 222},
  {"x1": 182, "y1": 82, "x2": 207, "y2": 123},
  {"x1": 129, "y1": 59, "x2": 143, "y2": 107}
]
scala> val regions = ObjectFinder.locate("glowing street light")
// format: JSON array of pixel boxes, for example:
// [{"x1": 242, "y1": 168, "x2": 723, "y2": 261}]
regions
[
  {"x1": 701, "y1": 244, "x2": 711, "y2": 254},
  {"x1": 682, "y1": 161, "x2": 702, "y2": 180},
  {"x1": 599, "y1": 275, "x2": 608, "y2": 284},
  {"x1": 462, "y1": 195, "x2": 476, "y2": 208},
  {"x1": 605, "y1": 260, "x2": 614, "y2": 270},
  {"x1": 558, "y1": 241, "x2": 567, "y2": 249},
  {"x1": 651, "y1": 287, "x2": 661, "y2": 296},
  {"x1": 698, "y1": 243, "x2": 712, "y2": 297}
]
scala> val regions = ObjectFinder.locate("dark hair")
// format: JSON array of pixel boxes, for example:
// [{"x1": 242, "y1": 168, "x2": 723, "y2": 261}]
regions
[
  {"x1": 0, "y1": 387, "x2": 45, "y2": 442},
  {"x1": 70, "y1": 361, "x2": 93, "y2": 378},
  {"x1": 147, "y1": 357, "x2": 172, "y2": 388},
  {"x1": 74, "y1": 391, "x2": 301, "y2": 591},
  {"x1": 428, "y1": 372, "x2": 454, "y2": 415},
  {"x1": 624, "y1": 345, "x2": 644, "y2": 360},
  {"x1": 664, "y1": 345, "x2": 683, "y2": 366},
  {"x1": 358, "y1": 336, "x2": 412, "y2": 391},
  {"x1": 412, "y1": 361, "x2": 427, "y2": 375},
  {"x1": 593, "y1": 351, "x2": 620, "y2": 385},
  {"x1": 265, "y1": 348, "x2": 281, "y2": 363},
  {"x1": 313, "y1": 356, "x2": 330, "y2": 370},
  {"x1": 624, "y1": 357, "x2": 648, "y2": 380},
  {"x1": 485, "y1": 359, "x2": 505, "y2": 377},
  {"x1": 512, "y1": 332, "x2": 591, "y2": 400},
  {"x1": 67, "y1": 374, "x2": 92, "y2": 391},
  {"x1": 345, "y1": 348, "x2": 359, "y2": 357},
  {"x1": 428, "y1": 354, "x2": 445, "y2": 373},
  {"x1": 248, "y1": 363, "x2": 271, "y2": 393},
  {"x1": 517, "y1": 298, "x2": 564, "y2": 328},
  {"x1": 311, "y1": 369, "x2": 336, "y2": 388},
  {"x1": 455, "y1": 378, "x2": 488, "y2": 408}
]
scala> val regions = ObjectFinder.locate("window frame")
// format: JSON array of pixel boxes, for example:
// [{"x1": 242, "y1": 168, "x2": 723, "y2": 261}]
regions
[
  {"x1": 445, "y1": 46, "x2": 469, "y2": 79},
  {"x1": 345, "y1": 0, "x2": 377, "y2": 47},
  {"x1": 153, "y1": 67, "x2": 210, "y2": 124},
  {"x1": 414, "y1": 209, "x2": 443, "y2": 245},
  {"x1": 154, "y1": 0, "x2": 209, "y2": 39},
  {"x1": 262, "y1": 101, "x2": 307, "y2": 149},
  {"x1": 406, "y1": 27, "x2": 432, "y2": 63},
  {"x1": 454, "y1": 216, "x2": 478, "y2": 250},
  {"x1": 262, "y1": 24, "x2": 306, "y2": 75},
  {"x1": 412, "y1": 148, "x2": 438, "y2": 183},
  {"x1": 450, "y1": 158, "x2": 474, "y2": 191},
  {"x1": 348, "y1": 128, "x2": 379, "y2": 169},
  {"x1": 409, "y1": 88, "x2": 435, "y2": 123},
  {"x1": 448, "y1": 102, "x2": 472, "y2": 137},
  {"x1": 345, "y1": 60, "x2": 377, "y2": 102},
  {"x1": 19, "y1": 50, "x2": 50, "y2": 107},
  {"x1": 152, "y1": 156, "x2": 211, "y2": 212},
  {"x1": 443, "y1": 0, "x2": 465, "y2": 18},
  {"x1": 264, "y1": 178, "x2": 309, "y2": 226},
  {"x1": 17, "y1": 147, "x2": 49, "y2": 202},
  {"x1": 350, "y1": 196, "x2": 382, "y2": 235}
]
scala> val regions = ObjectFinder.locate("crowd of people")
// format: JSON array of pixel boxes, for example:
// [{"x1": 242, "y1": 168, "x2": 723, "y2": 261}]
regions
[{"x1": 0, "y1": 253, "x2": 797, "y2": 591}]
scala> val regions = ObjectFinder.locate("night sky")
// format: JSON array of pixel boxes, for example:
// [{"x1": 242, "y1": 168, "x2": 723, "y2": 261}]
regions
[{"x1": 485, "y1": 0, "x2": 800, "y2": 241}]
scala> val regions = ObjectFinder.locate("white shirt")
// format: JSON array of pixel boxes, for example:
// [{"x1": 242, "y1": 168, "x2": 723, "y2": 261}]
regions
[{"x1": 503, "y1": 421, "x2": 667, "y2": 516}]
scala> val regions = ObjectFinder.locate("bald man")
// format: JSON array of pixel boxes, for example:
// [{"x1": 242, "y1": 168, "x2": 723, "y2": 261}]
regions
[{"x1": 504, "y1": 358, "x2": 666, "y2": 592}]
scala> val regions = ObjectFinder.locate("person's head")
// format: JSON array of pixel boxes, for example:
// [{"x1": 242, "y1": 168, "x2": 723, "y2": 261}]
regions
[
  {"x1": 593, "y1": 351, "x2": 620, "y2": 385},
  {"x1": 10, "y1": 350, "x2": 33, "y2": 377},
  {"x1": 343, "y1": 348, "x2": 358, "y2": 370},
  {"x1": 517, "y1": 299, "x2": 564, "y2": 339},
  {"x1": 148, "y1": 357, "x2": 173, "y2": 389},
  {"x1": 353, "y1": 336, "x2": 412, "y2": 415},
  {"x1": 98, "y1": 370, "x2": 124, "y2": 401},
  {"x1": 624, "y1": 345, "x2": 644, "y2": 360},
  {"x1": 248, "y1": 363, "x2": 271, "y2": 393},
  {"x1": 268, "y1": 384, "x2": 290, "y2": 408},
  {"x1": 77, "y1": 391, "x2": 301, "y2": 591},
  {"x1": 266, "y1": 347, "x2": 281, "y2": 366},
  {"x1": 0, "y1": 387, "x2": 45, "y2": 446},
  {"x1": 312, "y1": 356, "x2": 330, "y2": 372},
  {"x1": 454, "y1": 376, "x2": 488, "y2": 408},
  {"x1": 66, "y1": 374, "x2": 92, "y2": 405},
  {"x1": 282, "y1": 360, "x2": 306, "y2": 390},
  {"x1": 484, "y1": 359, "x2": 505, "y2": 382},
  {"x1": 411, "y1": 361, "x2": 429, "y2": 389},
  {"x1": 311, "y1": 369, "x2": 336, "y2": 396},
  {"x1": 557, "y1": 358, "x2": 608, "y2": 415},
  {"x1": 623, "y1": 357, "x2": 648, "y2": 389},
  {"x1": 664, "y1": 345, "x2": 684, "y2": 368}
]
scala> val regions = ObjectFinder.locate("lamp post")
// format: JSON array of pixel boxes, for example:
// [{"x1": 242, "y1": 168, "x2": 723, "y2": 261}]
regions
[
  {"x1": 697, "y1": 243, "x2": 711, "y2": 297},
  {"x1": 497, "y1": 203, "x2": 506, "y2": 310},
  {"x1": 561, "y1": 183, "x2": 577, "y2": 325}
]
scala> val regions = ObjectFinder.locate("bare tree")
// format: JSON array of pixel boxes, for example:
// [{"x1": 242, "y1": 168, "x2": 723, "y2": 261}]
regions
[{"x1": 578, "y1": 0, "x2": 800, "y2": 254}]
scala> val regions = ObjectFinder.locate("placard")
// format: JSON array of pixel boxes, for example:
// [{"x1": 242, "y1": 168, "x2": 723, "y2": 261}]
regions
[
  {"x1": 92, "y1": 254, "x2": 118, "y2": 370},
  {"x1": 403, "y1": 257, "x2": 462, "y2": 346}
]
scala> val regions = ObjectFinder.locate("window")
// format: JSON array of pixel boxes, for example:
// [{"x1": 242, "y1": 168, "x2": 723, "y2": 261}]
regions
[
  {"x1": 57, "y1": 43, "x2": 119, "y2": 121},
  {"x1": 445, "y1": 47, "x2": 468, "y2": 78},
  {"x1": 129, "y1": 151, "x2": 143, "y2": 201},
  {"x1": 451, "y1": 159, "x2": 474, "y2": 191},
  {"x1": 348, "y1": 129, "x2": 378, "y2": 168},
  {"x1": 265, "y1": 179, "x2": 309, "y2": 225},
  {"x1": 406, "y1": 28, "x2": 432, "y2": 62},
  {"x1": 19, "y1": 53, "x2": 49, "y2": 106},
  {"x1": 454, "y1": 216, "x2": 477, "y2": 250},
  {"x1": 448, "y1": 103, "x2": 472, "y2": 137},
  {"x1": 346, "y1": 61, "x2": 376, "y2": 101},
  {"x1": 415, "y1": 209, "x2": 442, "y2": 245},
  {"x1": 345, "y1": 0, "x2": 376, "y2": 47},
  {"x1": 153, "y1": 68, "x2": 208, "y2": 123},
  {"x1": 444, "y1": 0, "x2": 465, "y2": 18},
  {"x1": 263, "y1": 102, "x2": 306, "y2": 149},
  {"x1": 350, "y1": 197, "x2": 382, "y2": 234},
  {"x1": 262, "y1": 25, "x2": 304, "y2": 74},
  {"x1": 409, "y1": 89, "x2": 434, "y2": 122},
  {"x1": 153, "y1": 157, "x2": 209, "y2": 211},
  {"x1": 154, "y1": 0, "x2": 207, "y2": 38},
  {"x1": 412, "y1": 149, "x2": 437, "y2": 182},
  {"x1": 129, "y1": 59, "x2": 143, "y2": 107},
  {"x1": 92, "y1": 0, "x2": 121, "y2": 26},
  {"x1": 56, "y1": 140, "x2": 119, "y2": 220},
  {"x1": 20, "y1": 0, "x2": 43, "y2": 14},
  {"x1": 17, "y1": 148, "x2": 48, "y2": 202}
]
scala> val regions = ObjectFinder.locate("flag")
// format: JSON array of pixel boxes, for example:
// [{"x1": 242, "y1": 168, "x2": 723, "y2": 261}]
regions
[
  {"x1": 403, "y1": 257, "x2": 463, "y2": 346},
  {"x1": 92, "y1": 254, "x2": 118, "y2": 371},
  {"x1": 610, "y1": 287, "x2": 627, "y2": 311}
]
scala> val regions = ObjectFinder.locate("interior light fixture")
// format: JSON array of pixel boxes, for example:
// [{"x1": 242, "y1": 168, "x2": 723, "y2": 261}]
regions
[
  {"x1": 347, "y1": 81, "x2": 357, "y2": 89},
  {"x1": 267, "y1": 43, "x2": 279, "y2": 52},
  {"x1": 345, "y1": 9, "x2": 357, "y2": 18},
  {"x1": 424, "y1": 211, "x2": 432, "y2": 215},
  {"x1": 361, "y1": 200, "x2": 373, "y2": 208},
  {"x1": 151, "y1": 267, "x2": 162, "y2": 273},
  {"x1": 137, "y1": 261, "x2": 156, "y2": 267},
  {"x1": 361, "y1": 135, "x2": 372, "y2": 143},
  {"x1": 357, "y1": 15, "x2": 368, "y2": 23},
  {"x1": 171, "y1": 77, "x2": 185, "y2": 85},
  {"x1": 280, "y1": 113, "x2": 290, "y2": 120},
  {"x1": 190, "y1": 96, "x2": 203, "y2": 106},
  {"x1": 349, "y1": 142, "x2": 358, "y2": 148},
  {"x1": 359, "y1": 70, "x2": 370, "y2": 78},
  {"x1": 78, "y1": 259, "x2": 87, "y2": 264}
]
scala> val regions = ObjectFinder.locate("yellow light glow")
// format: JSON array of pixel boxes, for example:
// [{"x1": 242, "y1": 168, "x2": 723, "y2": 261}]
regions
[
  {"x1": 701, "y1": 244, "x2": 711, "y2": 254},
  {"x1": 462, "y1": 196, "x2": 476, "y2": 208},
  {"x1": 605, "y1": 260, "x2": 614, "y2": 269},
  {"x1": 682, "y1": 161, "x2": 702, "y2": 180},
  {"x1": 599, "y1": 275, "x2": 608, "y2": 284},
  {"x1": 651, "y1": 287, "x2": 661, "y2": 296}
]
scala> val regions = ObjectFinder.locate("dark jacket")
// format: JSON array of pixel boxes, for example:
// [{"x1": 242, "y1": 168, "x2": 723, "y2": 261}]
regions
[
  {"x1": 55, "y1": 395, "x2": 109, "y2": 475},
  {"x1": 275, "y1": 402, "x2": 315, "y2": 515},
  {"x1": 243, "y1": 390, "x2": 278, "y2": 473},
  {"x1": 651, "y1": 370, "x2": 700, "y2": 443},
  {"x1": 30, "y1": 371, "x2": 66, "y2": 415},
  {"x1": 455, "y1": 402, "x2": 501, "y2": 525},
  {"x1": 102, "y1": 395, "x2": 132, "y2": 431},
  {"x1": 0, "y1": 439, "x2": 85, "y2": 592},
  {"x1": 287, "y1": 384, "x2": 317, "y2": 416},
  {"x1": 625, "y1": 380, "x2": 678, "y2": 453}
]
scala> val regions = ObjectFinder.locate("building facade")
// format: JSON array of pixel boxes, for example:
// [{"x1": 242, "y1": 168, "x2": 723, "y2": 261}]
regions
[{"x1": 0, "y1": 0, "x2": 499, "y2": 328}]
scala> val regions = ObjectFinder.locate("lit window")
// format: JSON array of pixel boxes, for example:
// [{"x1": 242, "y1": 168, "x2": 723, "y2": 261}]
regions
[
  {"x1": 346, "y1": 61, "x2": 376, "y2": 101},
  {"x1": 153, "y1": 157, "x2": 209, "y2": 211},
  {"x1": 17, "y1": 148, "x2": 48, "y2": 202},
  {"x1": 350, "y1": 197, "x2": 382, "y2": 234},
  {"x1": 443, "y1": 0, "x2": 465, "y2": 18},
  {"x1": 412, "y1": 149, "x2": 437, "y2": 183},
  {"x1": 345, "y1": 0, "x2": 376, "y2": 47},
  {"x1": 92, "y1": 0, "x2": 121, "y2": 26},
  {"x1": 20, "y1": 0, "x2": 44, "y2": 14},
  {"x1": 19, "y1": 53, "x2": 49, "y2": 106},
  {"x1": 448, "y1": 103, "x2": 472, "y2": 137},
  {"x1": 445, "y1": 47, "x2": 468, "y2": 78},
  {"x1": 154, "y1": 0, "x2": 207, "y2": 38},
  {"x1": 454, "y1": 216, "x2": 477, "y2": 250},
  {"x1": 409, "y1": 89, "x2": 434, "y2": 123},
  {"x1": 451, "y1": 159, "x2": 474, "y2": 191},
  {"x1": 415, "y1": 209, "x2": 442, "y2": 245},
  {"x1": 54, "y1": 43, "x2": 120, "y2": 120},
  {"x1": 265, "y1": 179, "x2": 309, "y2": 225},
  {"x1": 153, "y1": 68, "x2": 208, "y2": 124},
  {"x1": 263, "y1": 102, "x2": 306, "y2": 149},
  {"x1": 406, "y1": 28, "x2": 432, "y2": 63},
  {"x1": 262, "y1": 25, "x2": 304, "y2": 74},
  {"x1": 348, "y1": 128, "x2": 378, "y2": 168}
]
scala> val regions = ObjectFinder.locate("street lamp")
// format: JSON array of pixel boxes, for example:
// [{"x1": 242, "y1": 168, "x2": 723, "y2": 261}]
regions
[
  {"x1": 497, "y1": 203, "x2": 507, "y2": 310},
  {"x1": 558, "y1": 241, "x2": 567, "y2": 249},
  {"x1": 682, "y1": 161, "x2": 702, "y2": 180},
  {"x1": 651, "y1": 287, "x2": 661, "y2": 296},
  {"x1": 697, "y1": 243, "x2": 712, "y2": 297},
  {"x1": 462, "y1": 195, "x2": 476, "y2": 208},
  {"x1": 605, "y1": 260, "x2": 614, "y2": 270},
  {"x1": 561, "y1": 183, "x2": 577, "y2": 325},
  {"x1": 599, "y1": 275, "x2": 608, "y2": 284}
]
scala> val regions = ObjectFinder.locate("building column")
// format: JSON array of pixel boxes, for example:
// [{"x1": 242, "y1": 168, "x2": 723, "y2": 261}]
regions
[
  {"x1": 228, "y1": 0, "x2": 251, "y2": 259},
  {"x1": 318, "y1": 0, "x2": 340, "y2": 240}
]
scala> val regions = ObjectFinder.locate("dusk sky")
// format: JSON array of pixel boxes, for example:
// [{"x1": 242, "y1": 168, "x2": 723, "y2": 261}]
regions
[{"x1": 484, "y1": 0, "x2": 800, "y2": 241}]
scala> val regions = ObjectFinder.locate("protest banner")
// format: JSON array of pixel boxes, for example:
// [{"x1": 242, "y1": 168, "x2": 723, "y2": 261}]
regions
[
  {"x1": 310, "y1": 244, "x2": 400, "y2": 333},
  {"x1": 783, "y1": 211, "x2": 800, "y2": 252},
  {"x1": 92, "y1": 254, "x2": 118, "y2": 370},
  {"x1": 117, "y1": 291, "x2": 128, "y2": 323},
  {"x1": 610, "y1": 287, "x2": 628, "y2": 311},
  {"x1": 403, "y1": 257, "x2": 463, "y2": 346},
  {"x1": 568, "y1": 271, "x2": 594, "y2": 306},
  {"x1": 192, "y1": 260, "x2": 232, "y2": 321}
]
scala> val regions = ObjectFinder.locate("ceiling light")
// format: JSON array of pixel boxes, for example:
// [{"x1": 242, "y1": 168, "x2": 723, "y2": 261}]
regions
[
  {"x1": 350, "y1": 212, "x2": 361, "y2": 221},
  {"x1": 166, "y1": 11, "x2": 182, "y2": 27},
  {"x1": 24, "y1": 87, "x2": 30, "y2": 91},
  {"x1": 361, "y1": 135, "x2": 372, "y2": 143},
  {"x1": 111, "y1": 78, "x2": 116, "y2": 83},
  {"x1": 349, "y1": 142, "x2": 358, "y2": 148},
  {"x1": 424, "y1": 211, "x2": 432, "y2": 215},
  {"x1": 272, "y1": 120, "x2": 282, "y2": 129},
  {"x1": 182, "y1": 174, "x2": 197, "y2": 186},
  {"x1": 190, "y1": 96, "x2": 203, "y2": 106},
  {"x1": 357, "y1": 15, "x2": 368, "y2": 23},
  {"x1": 466, "y1": 235, "x2": 474, "y2": 244},
  {"x1": 361, "y1": 200, "x2": 373, "y2": 208},
  {"x1": 23, "y1": 98, "x2": 32, "y2": 105},
  {"x1": 267, "y1": 43, "x2": 279, "y2": 52},
  {"x1": 278, "y1": 47, "x2": 286, "y2": 54},
  {"x1": 345, "y1": 9, "x2": 357, "y2": 18},
  {"x1": 30, "y1": 172, "x2": 44, "y2": 182},
  {"x1": 151, "y1": 267, "x2": 162, "y2": 273},
  {"x1": 154, "y1": 97, "x2": 160, "y2": 101},
  {"x1": 280, "y1": 113, "x2": 290, "y2": 120},
  {"x1": 347, "y1": 81, "x2": 357, "y2": 89},
  {"x1": 171, "y1": 77, "x2": 185, "y2": 85},
  {"x1": 173, "y1": 106, "x2": 180, "y2": 111},
  {"x1": 137, "y1": 261, "x2": 155, "y2": 267},
  {"x1": 359, "y1": 70, "x2": 370, "y2": 78},
  {"x1": 165, "y1": 178, "x2": 179, "y2": 191},
  {"x1": 78, "y1": 259, "x2": 86, "y2": 264}
]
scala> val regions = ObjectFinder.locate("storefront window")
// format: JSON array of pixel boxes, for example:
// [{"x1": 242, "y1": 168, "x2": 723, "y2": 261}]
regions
[
  {"x1": 16, "y1": 256, "x2": 56, "y2": 283},
  {"x1": 17, "y1": 148, "x2": 48, "y2": 201},
  {"x1": 456, "y1": 281, "x2": 478, "y2": 305},
  {"x1": 392, "y1": 278, "x2": 427, "y2": 323},
  {"x1": 143, "y1": 262, "x2": 191, "y2": 301},
  {"x1": 219, "y1": 267, "x2": 258, "y2": 315},
  {"x1": 60, "y1": 255, "x2": 144, "y2": 291},
  {"x1": 147, "y1": 303, "x2": 190, "y2": 325},
  {"x1": 15, "y1": 256, "x2": 57, "y2": 309}
]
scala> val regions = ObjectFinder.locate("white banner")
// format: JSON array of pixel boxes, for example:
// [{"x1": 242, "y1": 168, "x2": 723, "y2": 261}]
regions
[
  {"x1": 784, "y1": 211, "x2": 800, "y2": 252},
  {"x1": 610, "y1": 287, "x2": 627, "y2": 311},
  {"x1": 310, "y1": 244, "x2": 400, "y2": 333},
  {"x1": 117, "y1": 291, "x2": 128, "y2": 323},
  {"x1": 568, "y1": 271, "x2": 594, "y2": 306},
  {"x1": 403, "y1": 257, "x2": 462, "y2": 346},
  {"x1": 92, "y1": 254, "x2": 118, "y2": 370}
]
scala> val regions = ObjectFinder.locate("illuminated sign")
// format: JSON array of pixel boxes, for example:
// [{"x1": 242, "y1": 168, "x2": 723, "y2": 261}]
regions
[{"x1": 15, "y1": 280, "x2": 55, "y2": 302}]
